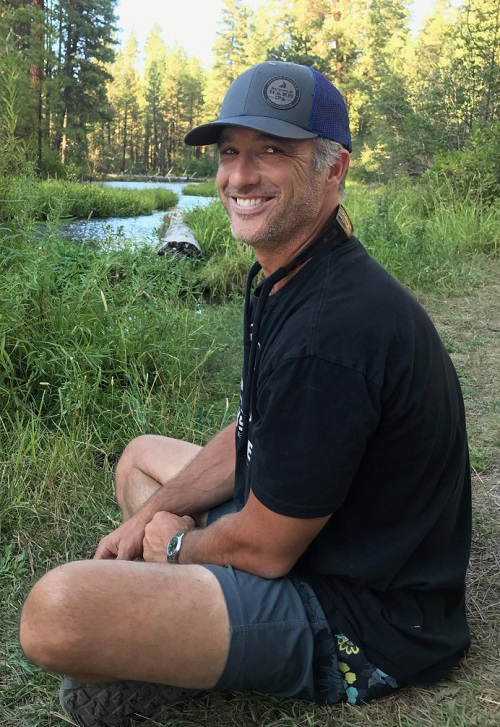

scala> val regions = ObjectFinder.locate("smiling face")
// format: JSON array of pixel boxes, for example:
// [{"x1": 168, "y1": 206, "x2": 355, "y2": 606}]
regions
[{"x1": 216, "y1": 128, "x2": 337, "y2": 253}]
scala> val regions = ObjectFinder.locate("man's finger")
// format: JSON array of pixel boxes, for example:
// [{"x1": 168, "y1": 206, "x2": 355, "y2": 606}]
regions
[
  {"x1": 94, "y1": 539, "x2": 116, "y2": 560},
  {"x1": 116, "y1": 541, "x2": 139, "y2": 561}
]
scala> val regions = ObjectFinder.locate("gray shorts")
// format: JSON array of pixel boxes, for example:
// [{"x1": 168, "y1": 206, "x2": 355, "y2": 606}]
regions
[{"x1": 203, "y1": 501, "x2": 398, "y2": 705}]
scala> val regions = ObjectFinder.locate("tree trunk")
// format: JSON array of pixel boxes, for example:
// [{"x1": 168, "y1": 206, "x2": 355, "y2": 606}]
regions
[
  {"x1": 331, "y1": 0, "x2": 343, "y2": 77},
  {"x1": 484, "y1": 0, "x2": 500, "y2": 122},
  {"x1": 122, "y1": 106, "x2": 128, "y2": 173},
  {"x1": 31, "y1": 0, "x2": 45, "y2": 175},
  {"x1": 60, "y1": 107, "x2": 68, "y2": 164}
]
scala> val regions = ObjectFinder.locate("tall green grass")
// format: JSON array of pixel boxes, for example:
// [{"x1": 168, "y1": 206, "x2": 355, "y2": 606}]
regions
[
  {"x1": 0, "y1": 226, "x2": 242, "y2": 547},
  {"x1": 0, "y1": 180, "x2": 178, "y2": 222},
  {"x1": 345, "y1": 180, "x2": 499, "y2": 291},
  {"x1": 182, "y1": 180, "x2": 218, "y2": 197}
]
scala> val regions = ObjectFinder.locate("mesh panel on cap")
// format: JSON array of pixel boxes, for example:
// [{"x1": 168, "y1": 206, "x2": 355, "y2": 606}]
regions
[{"x1": 308, "y1": 69, "x2": 351, "y2": 151}]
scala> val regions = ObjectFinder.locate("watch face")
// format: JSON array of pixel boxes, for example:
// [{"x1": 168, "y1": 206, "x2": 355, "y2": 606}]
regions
[{"x1": 167, "y1": 536, "x2": 179, "y2": 557}]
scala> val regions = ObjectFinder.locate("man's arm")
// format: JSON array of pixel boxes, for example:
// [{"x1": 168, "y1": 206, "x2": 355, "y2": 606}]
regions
[
  {"x1": 143, "y1": 489, "x2": 330, "y2": 578},
  {"x1": 135, "y1": 422, "x2": 236, "y2": 521},
  {"x1": 94, "y1": 423, "x2": 236, "y2": 560}
]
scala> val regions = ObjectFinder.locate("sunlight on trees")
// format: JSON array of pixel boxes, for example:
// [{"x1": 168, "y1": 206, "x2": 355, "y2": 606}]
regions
[{"x1": 0, "y1": 0, "x2": 498, "y2": 181}]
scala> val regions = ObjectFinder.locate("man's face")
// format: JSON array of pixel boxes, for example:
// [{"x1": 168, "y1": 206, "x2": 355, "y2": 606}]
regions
[{"x1": 216, "y1": 128, "x2": 331, "y2": 250}]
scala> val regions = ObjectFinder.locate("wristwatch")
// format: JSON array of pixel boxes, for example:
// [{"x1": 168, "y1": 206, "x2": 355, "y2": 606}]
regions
[{"x1": 166, "y1": 530, "x2": 187, "y2": 564}]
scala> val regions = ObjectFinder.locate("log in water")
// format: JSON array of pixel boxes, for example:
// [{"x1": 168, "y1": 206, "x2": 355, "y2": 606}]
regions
[{"x1": 157, "y1": 209, "x2": 202, "y2": 257}]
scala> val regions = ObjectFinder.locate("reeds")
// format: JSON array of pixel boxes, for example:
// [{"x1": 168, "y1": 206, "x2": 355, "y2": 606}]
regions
[{"x1": 0, "y1": 180, "x2": 178, "y2": 222}]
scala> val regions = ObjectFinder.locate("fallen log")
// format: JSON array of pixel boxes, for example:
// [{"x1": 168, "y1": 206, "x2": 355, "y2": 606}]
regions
[{"x1": 157, "y1": 210, "x2": 201, "y2": 257}]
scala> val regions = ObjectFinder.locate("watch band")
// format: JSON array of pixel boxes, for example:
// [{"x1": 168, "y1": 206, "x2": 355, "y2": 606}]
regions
[{"x1": 166, "y1": 530, "x2": 187, "y2": 564}]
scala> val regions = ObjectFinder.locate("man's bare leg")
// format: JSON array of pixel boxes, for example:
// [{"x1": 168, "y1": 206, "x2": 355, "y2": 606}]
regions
[
  {"x1": 20, "y1": 559, "x2": 230, "y2": 688},
  {"x1": 94, "y1": 424, "x2": 236, "y2": 560},
  {"x1": 20, "y1": 424, "x2": 236, "y2": 718},
  {"x1": 114, "y1": 434, "x2": 203, "y2": 521}
]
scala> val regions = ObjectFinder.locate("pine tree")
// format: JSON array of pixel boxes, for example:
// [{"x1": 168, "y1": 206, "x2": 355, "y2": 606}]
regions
[
  {"x1": 143, "y1": 24, "x2": 167, "y2": 173},
  {"x1": 108, "y1": 33, "x2": 141, "y2": 173},
  {"x1": 205, "y1": 0, "x2": 254, "y2": 121},
  {"x1": 50, "y1": 0, "x2": 117, "y2": 166}
]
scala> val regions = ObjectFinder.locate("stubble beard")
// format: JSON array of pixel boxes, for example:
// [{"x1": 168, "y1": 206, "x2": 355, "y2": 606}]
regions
[{"x1": 223, "y1": 176, "x2": 326, "y2": 252}]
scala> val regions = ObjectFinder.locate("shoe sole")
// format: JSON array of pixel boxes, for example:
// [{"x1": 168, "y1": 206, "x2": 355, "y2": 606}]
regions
[{"x1": 60, "y1": 677, "x2": 193, "y2": 727}]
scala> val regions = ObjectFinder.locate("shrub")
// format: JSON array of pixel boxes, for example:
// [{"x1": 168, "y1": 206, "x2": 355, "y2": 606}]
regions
[
  {"x1": 182, "y1": 180, "x2": 218, "y2": 197},
  {"x1": 429, "y1": 122, "x2": 500, "y2": 204}
]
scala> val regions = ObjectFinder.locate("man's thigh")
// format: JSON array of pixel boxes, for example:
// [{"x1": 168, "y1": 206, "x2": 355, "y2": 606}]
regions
[
  {"x1": 203, "y1": 563, "x2": 321, "y2": 700},
  {"x1": 20, "y1": 560, "x2": 229, "y2": 689},
  {"x1": 203, "y1": 500, "x2": 324, "y2": 700}
]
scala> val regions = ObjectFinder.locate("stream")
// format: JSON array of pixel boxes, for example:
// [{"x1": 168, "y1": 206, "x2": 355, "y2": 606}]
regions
[{"x1": 60, "y1": 181, "x2": 215, "y2": 246}]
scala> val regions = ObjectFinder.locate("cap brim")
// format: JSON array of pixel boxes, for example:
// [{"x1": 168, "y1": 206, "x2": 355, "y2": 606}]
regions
[{"x1": 184, "y1": 116, "x2": 318, "y2": 146}]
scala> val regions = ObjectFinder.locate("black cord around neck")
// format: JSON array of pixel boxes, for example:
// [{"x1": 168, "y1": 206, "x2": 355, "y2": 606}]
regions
[{"x1": 236, "y1": 206, "x2": 353, "y2": 458}]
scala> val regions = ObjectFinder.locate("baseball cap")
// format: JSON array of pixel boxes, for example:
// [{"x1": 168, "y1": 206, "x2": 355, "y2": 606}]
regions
[{"x1": 184, "y1": 60, "x2": 352, "y2": 152}]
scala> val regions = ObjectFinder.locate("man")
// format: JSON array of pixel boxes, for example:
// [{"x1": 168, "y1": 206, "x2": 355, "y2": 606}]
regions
[{"x1": 20, "y1": 61, "x2": 471, "y2": 726}]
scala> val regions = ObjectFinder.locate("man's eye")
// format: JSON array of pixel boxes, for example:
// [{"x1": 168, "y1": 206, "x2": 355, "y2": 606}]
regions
[
  {"x1": 265, "y1": 146, "x2": 283, "y2": 154},
  {"x1": 220, "y1": 148, "x2": 236, "y2": 156}
]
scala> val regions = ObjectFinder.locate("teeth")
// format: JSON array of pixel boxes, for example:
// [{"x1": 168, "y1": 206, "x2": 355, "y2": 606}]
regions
[{"x1": 236, "y1": 197, "x2": 263, "y2": 207}]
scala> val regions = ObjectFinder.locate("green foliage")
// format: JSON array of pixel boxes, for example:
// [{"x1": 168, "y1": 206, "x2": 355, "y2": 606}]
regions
[
  {"x1": 185, "y1": 154, "x2": 219, "y2": 179},
  {"x1": 0, "y1": 35, "x2": 29, "y2": 177},
  {"x1": 429, "y1": 122, "x2": 500, "y2": 203},
  {"x1": 0, "y1": 182, "x2": 178, "y2": 223},
  {"x1": 185, "y1": 200, "x2": 254, "y2": 299},
  {"x1": 182, "y1": 181, "x2": 218, "y2": 197},
  {"x1": 346, "y1": 179, "x2": 498, "y2": 291}
]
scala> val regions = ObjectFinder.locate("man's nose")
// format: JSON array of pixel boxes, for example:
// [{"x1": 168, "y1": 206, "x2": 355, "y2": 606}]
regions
[{"x1": 228, "y1": 153, "x2": 261, "y2": 189}]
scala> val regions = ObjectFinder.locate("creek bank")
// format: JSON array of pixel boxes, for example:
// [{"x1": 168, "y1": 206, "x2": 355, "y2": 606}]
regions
[{"x1": 60, "y1": 181, "x2": 214, "y2": 247}]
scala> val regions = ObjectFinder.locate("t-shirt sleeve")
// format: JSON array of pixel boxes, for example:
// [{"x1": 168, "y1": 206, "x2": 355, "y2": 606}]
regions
[{"x1": 250, "y1": 356, "x2": 381, "y2": 518}]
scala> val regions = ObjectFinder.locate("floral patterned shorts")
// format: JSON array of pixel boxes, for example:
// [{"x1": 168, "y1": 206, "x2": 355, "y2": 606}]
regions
[{"x1": 292, "y1": 577, "x2": 399, "y2": 705}]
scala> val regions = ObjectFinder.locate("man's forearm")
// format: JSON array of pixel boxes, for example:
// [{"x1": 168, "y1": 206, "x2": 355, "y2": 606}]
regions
[
  {"x1": 176, "y1": 512, "x2": 290, "y2": 579},
  {"x1": 139, "y1": 422, "x2": 236, "y2": 520}
]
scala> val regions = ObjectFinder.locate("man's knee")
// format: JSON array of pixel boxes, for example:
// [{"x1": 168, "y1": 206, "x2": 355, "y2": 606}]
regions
[
  {"x1": 115, "y1": 434, "x2": 156, "y2": 502},
  {"x1": 20, "y1": 561, "x2": 90, "y2": 673}
]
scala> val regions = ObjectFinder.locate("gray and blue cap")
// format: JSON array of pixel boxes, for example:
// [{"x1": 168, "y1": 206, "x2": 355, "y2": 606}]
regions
[{"x1": 184, "y1": 61, "x2": 352, "y2": 152}]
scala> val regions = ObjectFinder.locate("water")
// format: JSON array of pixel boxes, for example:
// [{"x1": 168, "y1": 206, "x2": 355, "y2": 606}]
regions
[{"x1": 61, "y1": 181, "x2": 215, "y2": 246}]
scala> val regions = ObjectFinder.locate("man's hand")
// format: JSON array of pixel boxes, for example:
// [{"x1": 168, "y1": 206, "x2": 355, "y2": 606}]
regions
[
  {"x1": 94, "y1": 512, "x2": 151, "y2": 560},
  {"x1": 143, "y1": 512, "x2": 195, "y2": 563}
]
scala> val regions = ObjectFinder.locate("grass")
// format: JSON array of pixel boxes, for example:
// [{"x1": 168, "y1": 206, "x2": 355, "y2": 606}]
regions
[
  {"x1": 0, "y1": 179, "x2": 178, "y2": 222},
  {"x1": 182, "y1": 180, "x2": 218, "y2": 197},
  {"x1": 1, "y1": 177, "x2": 499, "y2": 726}
]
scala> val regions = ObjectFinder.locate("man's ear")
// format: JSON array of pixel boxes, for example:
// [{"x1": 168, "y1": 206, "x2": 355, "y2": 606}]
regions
[{"x1": 326, "y1": 149, "x2": 350, "y2": 189}]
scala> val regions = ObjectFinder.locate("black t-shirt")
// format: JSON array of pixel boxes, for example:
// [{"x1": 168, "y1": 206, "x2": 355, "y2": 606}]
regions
[{"x1": 234, "y1": 236, "x2": 471, "y2": 684}]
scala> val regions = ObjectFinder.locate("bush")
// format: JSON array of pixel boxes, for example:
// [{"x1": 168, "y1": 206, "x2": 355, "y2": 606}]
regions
[
  {"x1": 182, "y1": 180, "x2": 218, "y2": 197},
  {"x1": 429, "y1": 122, "x2": 500, "y2": 203},
  {"x1": 185, "y1": 154, "x2": 218, "y2": 178},
  {"x1": 40, "y1": 147, "x2": 69, "y2": 179}
]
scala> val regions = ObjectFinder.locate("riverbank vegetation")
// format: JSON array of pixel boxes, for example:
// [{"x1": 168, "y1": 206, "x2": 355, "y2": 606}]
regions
[
  {"x1": 0, "y1": 180, "x2": 178, "y2": 223},
  {"x1": 182, "y1": 181, "x2": 218, "y2": 197}
]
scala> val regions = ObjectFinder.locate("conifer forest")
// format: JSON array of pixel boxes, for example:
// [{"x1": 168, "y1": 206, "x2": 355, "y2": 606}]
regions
[{"x1": 1, "y1": 0, "x2": 499, "y2": 184}]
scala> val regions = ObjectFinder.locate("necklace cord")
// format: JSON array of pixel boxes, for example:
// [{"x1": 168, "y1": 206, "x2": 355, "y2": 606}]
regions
[{"x1": 236, "y1": 206, "x2": 353, "y2": 459}]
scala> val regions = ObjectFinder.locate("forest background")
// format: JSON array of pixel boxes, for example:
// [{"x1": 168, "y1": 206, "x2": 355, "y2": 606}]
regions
[{"x1": 1, "y1": 0, "x2": 499, "y2": 186}]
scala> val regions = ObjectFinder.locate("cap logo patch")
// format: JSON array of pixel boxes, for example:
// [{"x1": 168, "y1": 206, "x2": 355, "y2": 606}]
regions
[{"x1": 263, "y1": 76, "x2": 300, "y2": 110}]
